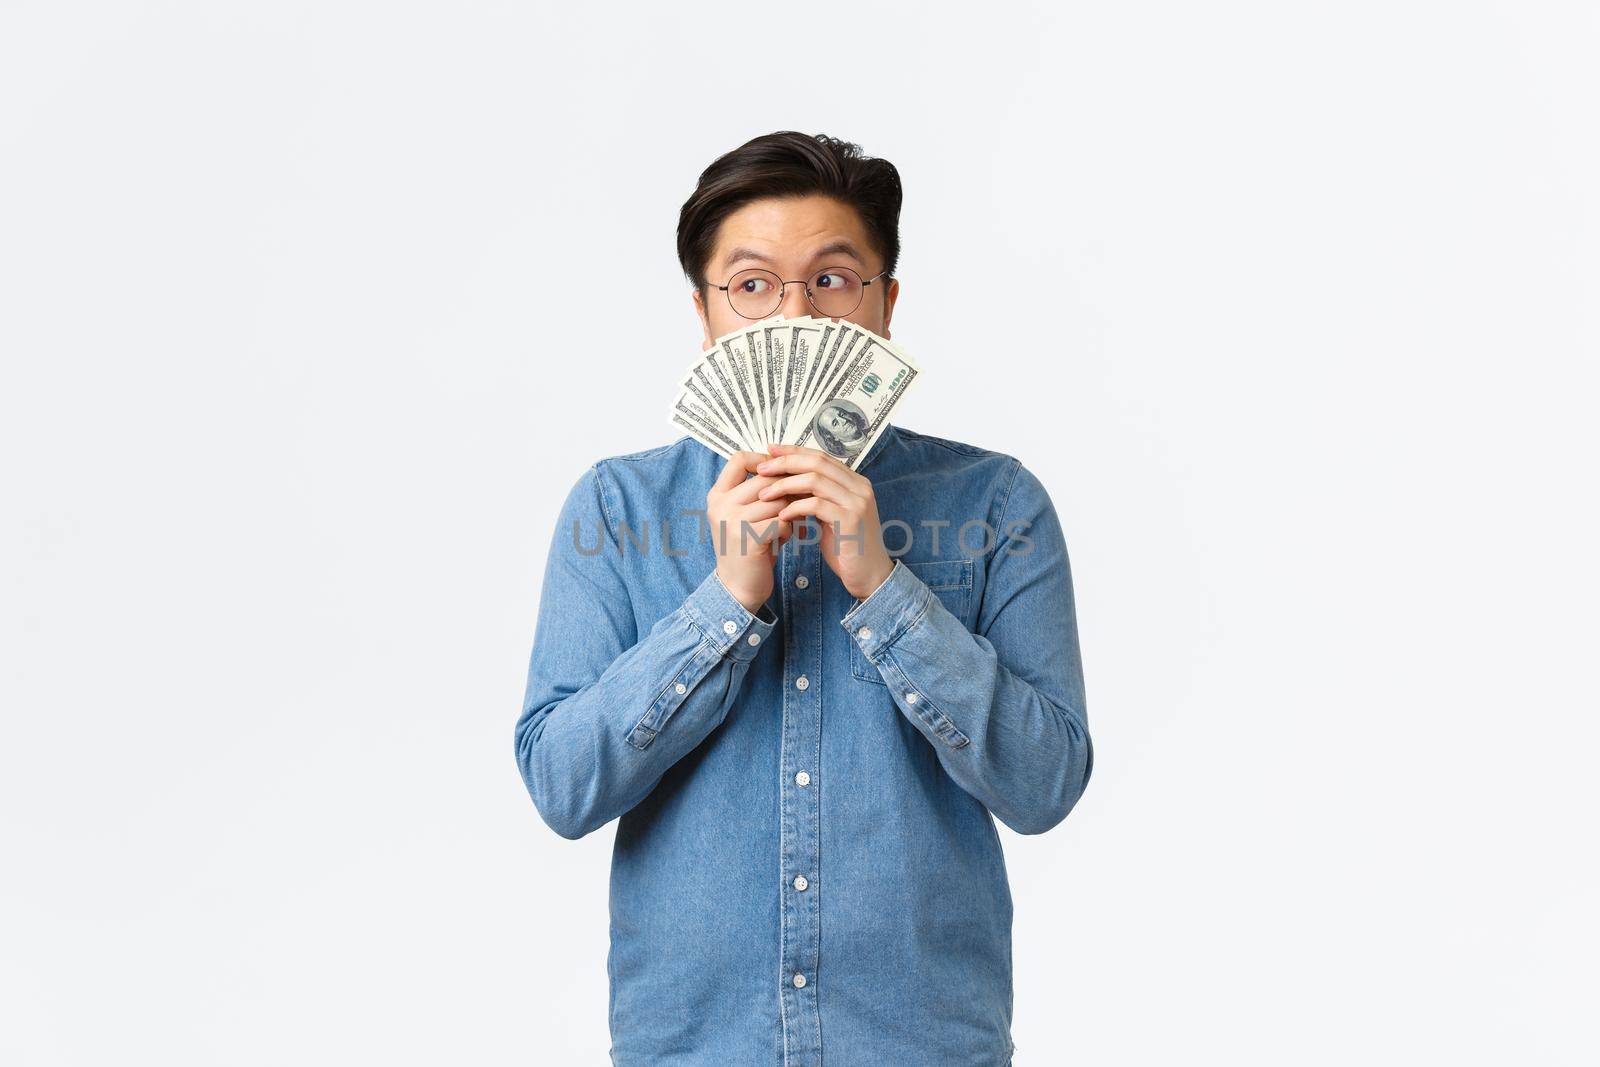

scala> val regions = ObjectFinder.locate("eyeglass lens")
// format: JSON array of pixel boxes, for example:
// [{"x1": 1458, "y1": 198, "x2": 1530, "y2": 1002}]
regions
[{"x1": 727, "y1": 267, "x2": 866, "y2": 318}]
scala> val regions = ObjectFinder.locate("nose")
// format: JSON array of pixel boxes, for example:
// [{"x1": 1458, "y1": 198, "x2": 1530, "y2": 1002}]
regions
[{"x1": 778, "y1": 280, "x2": 813, "y2": 320}]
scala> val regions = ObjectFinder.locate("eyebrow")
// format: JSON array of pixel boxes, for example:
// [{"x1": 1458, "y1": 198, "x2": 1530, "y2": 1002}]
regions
[{"x1": 722, "y1": 239, "x2": 867, "y2": 272}]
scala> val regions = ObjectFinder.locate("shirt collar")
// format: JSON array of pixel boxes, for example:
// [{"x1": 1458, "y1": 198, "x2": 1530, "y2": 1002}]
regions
[{"x1": 856, "y1": 421, "x2": 897, "y2": 473}]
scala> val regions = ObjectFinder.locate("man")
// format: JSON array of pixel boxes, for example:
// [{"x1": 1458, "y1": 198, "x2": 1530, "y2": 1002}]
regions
[{"x1": 514, "y1": 131, "x2": 1092, "y2": 1066}]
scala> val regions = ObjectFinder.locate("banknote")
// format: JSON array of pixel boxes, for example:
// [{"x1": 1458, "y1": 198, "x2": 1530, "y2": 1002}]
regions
[{"x1": 667, "y1": 316, "x2": 920, "y2": 470}]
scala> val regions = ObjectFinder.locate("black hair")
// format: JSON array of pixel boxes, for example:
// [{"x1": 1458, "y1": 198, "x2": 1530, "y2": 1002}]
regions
[{"x1": 676, "y1": 131, "x2": 903, "y2": 293}]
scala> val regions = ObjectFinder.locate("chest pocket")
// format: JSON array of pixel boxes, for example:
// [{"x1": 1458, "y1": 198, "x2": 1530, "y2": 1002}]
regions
[{"x1": 850, "y1": 557, "x2": 974, "y2": 685}]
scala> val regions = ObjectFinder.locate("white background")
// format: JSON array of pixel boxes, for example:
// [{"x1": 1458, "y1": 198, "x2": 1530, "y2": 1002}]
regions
[{"x1": 3, "y1": 2, "x2": 1596, "y2": 1064}]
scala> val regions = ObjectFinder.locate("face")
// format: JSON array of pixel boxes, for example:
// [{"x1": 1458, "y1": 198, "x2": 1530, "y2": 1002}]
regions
[
  {"x1": 819, "y1": 406, "x2": 858, "y2": 441},
  {"x1": 693, "y1": 193, "x2": 900, "y2": 349}
]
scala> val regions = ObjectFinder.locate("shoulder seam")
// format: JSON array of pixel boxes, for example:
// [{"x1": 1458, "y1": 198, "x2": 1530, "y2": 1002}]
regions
[
  {"x1": 994, "y1": 456, "x2": 1026, "y2": 550},
  {"x1": 599, "y1": 436, "x2": 692, "y2": 466},
  {"x1": 586, "y1": 463, "x2": 622, "y2": 548},
  {"x1": 893, "y1": 425, "x2": 1009, "y2": 460}
]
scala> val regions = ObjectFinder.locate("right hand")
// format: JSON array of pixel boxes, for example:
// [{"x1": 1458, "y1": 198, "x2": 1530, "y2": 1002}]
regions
[{"x1": 707, "y1": 450, "x2": 793, "y2": 614}]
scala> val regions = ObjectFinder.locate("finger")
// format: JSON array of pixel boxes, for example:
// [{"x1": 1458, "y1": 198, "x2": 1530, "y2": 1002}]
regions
[
  {"x1": 711, "y1": 498, "x2": 791, "y2": 546},
  {"x1": 775, "y1": 495, "x2": 845, "y2": 525},
  {"x1": 713, "y1": 450, "x2": 776, "y2": 492},
  {"x1": 755, "y1": 450, "x2": 859, "y2": 485},
  {"x1": 725, "y1": 473, "x2": 785, "y2": 505},
  {"x1": 755, "y1": 457, "x2": 863, "y2": 503},
  {"x1": 758, "y1": 449, "x2": 827, "y2": 472},
  {"x1": 734, "y1": 497, "x2": 790, "y2": 523},
  {"x1": 758, "y1": 454, "x2": 838, "y2": 476},
  {"x1": 756, "y1": 470, "x2": 859, "y2": 507},
  {"x1": 734, "y1": 512, "x2": 788, "y2": 545},
  {"x1": 766, "y1": 442, "x2": 848, "y2": 470}
]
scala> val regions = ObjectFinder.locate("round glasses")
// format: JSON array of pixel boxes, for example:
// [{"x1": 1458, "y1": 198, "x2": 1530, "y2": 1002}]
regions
[{"x1": 713, "y1": 265, "x2": 891, "y2": 320}]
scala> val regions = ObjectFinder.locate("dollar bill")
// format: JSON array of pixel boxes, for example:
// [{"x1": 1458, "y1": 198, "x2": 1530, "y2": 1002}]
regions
[
  {"x1": 667, "y1": 315, "x2": 920, "y2": 469},
  {"x1": 789, "y1": 334, "x2": 918, "y2": 468}
]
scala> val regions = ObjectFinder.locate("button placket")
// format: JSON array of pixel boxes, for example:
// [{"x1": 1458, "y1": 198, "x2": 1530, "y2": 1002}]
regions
[{"x1": 776, "y1": 537, "x2": 823, "y2": 1062}]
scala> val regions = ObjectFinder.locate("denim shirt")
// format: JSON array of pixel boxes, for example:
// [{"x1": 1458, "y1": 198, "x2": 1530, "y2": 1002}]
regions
[{"x1": 514, "y1": 423, "x2": 1092, "y2": 1066}]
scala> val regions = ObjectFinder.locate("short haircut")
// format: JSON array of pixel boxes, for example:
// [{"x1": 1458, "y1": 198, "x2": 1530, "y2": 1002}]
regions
[{"x1": 676, "y1": 131, "x2": 903, "y2": 294}]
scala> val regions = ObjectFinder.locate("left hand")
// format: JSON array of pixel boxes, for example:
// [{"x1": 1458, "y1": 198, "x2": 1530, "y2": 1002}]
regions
[{"x1": 755, "y1": 442, "x2": 895, "y2": 601}]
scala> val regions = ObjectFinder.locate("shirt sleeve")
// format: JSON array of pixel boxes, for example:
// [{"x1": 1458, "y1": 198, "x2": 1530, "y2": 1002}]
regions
[
  {"x1": 514, "y1": 465, "x2": 777, "y2": 840},
  {"x1": 840, "y1": 459, "x2": 1093, "y2": 835}
]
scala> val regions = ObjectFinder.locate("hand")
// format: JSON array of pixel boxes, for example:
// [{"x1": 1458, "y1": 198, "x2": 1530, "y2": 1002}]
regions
[
  {"x1": 707, "y1": 450, "x2": 792, "y2": 614},
  {"x1": 755, "y1": 443, "x2": 895, "y2": 602}
]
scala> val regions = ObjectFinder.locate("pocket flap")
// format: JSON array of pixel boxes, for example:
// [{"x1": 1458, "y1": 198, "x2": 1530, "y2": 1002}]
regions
[{"x1": 905, "y1": 557, "x2": 972, "y2": 593}]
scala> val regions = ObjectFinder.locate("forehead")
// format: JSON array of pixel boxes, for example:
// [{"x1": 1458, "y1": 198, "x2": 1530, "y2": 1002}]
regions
[{"x1": 711, "y1": 194, "x2": 875, "y2": 271}]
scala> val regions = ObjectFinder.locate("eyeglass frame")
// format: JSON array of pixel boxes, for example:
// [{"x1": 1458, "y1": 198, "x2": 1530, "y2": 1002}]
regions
[{"x1": 711, "y1": 265, "x2": 892, "y2": 320}]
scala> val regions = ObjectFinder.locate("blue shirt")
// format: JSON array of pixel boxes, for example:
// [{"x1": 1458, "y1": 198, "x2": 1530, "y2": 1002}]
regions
[{"x1": 514, "y1": 423, "x2": 1093, "y2": 1066}]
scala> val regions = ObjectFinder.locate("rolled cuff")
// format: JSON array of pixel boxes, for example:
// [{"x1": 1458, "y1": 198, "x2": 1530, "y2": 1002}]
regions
[
  {"x1": 839, "y1": 558, "x2": 933, "y2": 663},
  {"x1": 683, "y1": 569, "x2": 778, "y2": 663}
]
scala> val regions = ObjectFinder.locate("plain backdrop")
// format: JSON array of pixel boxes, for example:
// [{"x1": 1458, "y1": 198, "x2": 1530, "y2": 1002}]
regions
[{"x1": 3, "y1": 2, "x2": 1596, "y2": 1064}]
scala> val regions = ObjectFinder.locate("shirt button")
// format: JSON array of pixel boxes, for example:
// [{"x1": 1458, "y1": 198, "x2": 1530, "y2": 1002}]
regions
[
  {"x1": 793, "y1": 874, "x2": 808, "y2": 891},
  {"x1": 905, "y1": 691, "x2": 919, "y2": 704},
  {"x1": 747, "y1": 632, "x2": 760, "y2": 645},
  {"x1": 856, "y1": 626, "x2": 872, "y2": 640},
  {"x1": 794, "y1": 675, "x2": 809, "y2": 691},
  {"x1": 674, "y1": 682, "x2": 686, "y2": 694},
  {"x1": 794, "y1": 771, "x2": 810, "y2": 786},
  {"x1": 722, "y1": 619, "x2": 737, "y2": 635},
  {"x1": 794, "y1": 574, "x2": 809, "y2": 589},
  {"x1": 792, "y1": 973, "x2": 806, "y2": 988}
]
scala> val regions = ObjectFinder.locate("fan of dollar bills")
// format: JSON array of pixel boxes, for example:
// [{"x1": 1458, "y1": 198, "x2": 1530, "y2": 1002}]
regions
[{"x1": 668, "y1": 315, "x2": 921, "y2": 470}]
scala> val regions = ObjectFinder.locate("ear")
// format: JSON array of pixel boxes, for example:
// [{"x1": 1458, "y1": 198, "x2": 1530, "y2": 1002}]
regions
[
  {"x1": 692, "y1": 287, "x2": 713, "y2": 349},
  {"x1": 882, "y1": 277, "x2": 899, "y2": 338}
]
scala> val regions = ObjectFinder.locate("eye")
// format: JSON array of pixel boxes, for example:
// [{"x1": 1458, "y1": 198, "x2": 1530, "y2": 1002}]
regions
[
  {"x1": 814, "y1": 271, "x2": 860, "y2": 291},
  {"x1": 733, "y1": 271, "x2": 778, "y2": 295}
]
